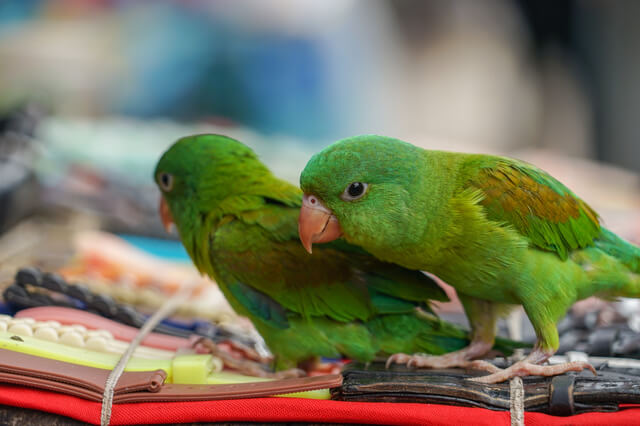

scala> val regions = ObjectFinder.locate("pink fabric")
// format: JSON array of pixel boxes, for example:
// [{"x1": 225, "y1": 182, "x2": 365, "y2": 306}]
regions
[{"x1": 15, "y1": 307, "x2": 192, "y2": 351}]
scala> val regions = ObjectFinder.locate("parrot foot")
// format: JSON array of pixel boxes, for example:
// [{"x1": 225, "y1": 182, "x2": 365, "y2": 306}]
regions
[
  {"x1": 385, "y1": 352, "x2": 500, "y2": 372},
  {"x1": 218, "y1": 350, "x2": 305, "y2": 378},
  {"x1": 466, "y1": 359, "x2": 502, "y2": 373},
  {"x1": 386, "y1": 340, "x2": 495, "y2": 371},
  {"x1": 193, "y1": 337, "x2": 304, "y2": 378},
  {"x1": 192, "y1": 336, "x2": 271, "y2": 363},
  {"x1": 469, "y1": 360, "x2": 597, "y2": 384},
  {"x1": 222, "y1": 339, "x2": 272, "y2": 363}
]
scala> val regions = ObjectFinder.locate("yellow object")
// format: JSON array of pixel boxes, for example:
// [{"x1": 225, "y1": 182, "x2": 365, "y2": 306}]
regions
[
  {"x1": 0, "y1": 331, "x2": 329, "y2": 399},
  {"x1": 172, "y1": 354, "x2": 214, "y2": 384}
]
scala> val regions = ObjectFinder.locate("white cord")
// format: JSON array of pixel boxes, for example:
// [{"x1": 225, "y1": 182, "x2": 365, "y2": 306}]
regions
[
  {"x1": 509, "y1": 376, "x2": 525, "y2": 426},
  {"x1": 100, "y1": 282, "x2": 197, "y2": 426}
]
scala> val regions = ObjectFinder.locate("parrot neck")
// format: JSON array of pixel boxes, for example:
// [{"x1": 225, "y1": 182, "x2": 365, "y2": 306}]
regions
[
  {"x1": 171, "y1": 201, "x2": 216, "y2": 277},
  {"x1": 174, "y1": 177, "x2": 301, "y2": 277}
]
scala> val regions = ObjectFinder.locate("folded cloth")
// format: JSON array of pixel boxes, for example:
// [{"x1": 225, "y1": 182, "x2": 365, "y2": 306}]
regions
[
  {"x1": 1, "y1": 384, "x2": 639, "y2": 425},
  {"x1": 14, "y1": 306, "x2": 195, "y2": 351}
]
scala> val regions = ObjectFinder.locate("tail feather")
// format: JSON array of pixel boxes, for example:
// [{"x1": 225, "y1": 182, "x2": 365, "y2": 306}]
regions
[
  {"x1": 366, "y1": 313, "x2": 528, "y2": 357},
  {"x1": 595, "y1": 228, "x2": 640, "y2": 273}
]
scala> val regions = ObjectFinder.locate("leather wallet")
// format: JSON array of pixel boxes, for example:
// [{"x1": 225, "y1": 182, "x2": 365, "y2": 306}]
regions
[
  {"x1": 334, "y1": 361, "x2": 640, "y2": 415},
  {"x1": 0, "y1": 349, "x2": 342, "y2": 403}
]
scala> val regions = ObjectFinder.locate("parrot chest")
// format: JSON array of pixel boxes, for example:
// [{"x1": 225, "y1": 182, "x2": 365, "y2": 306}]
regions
[
  {"x1": 431, "y1": 255, "x2": 524, "y2": 305},
  {"x1": 430, "y1": 243, "x2": 590, "y2": 307},
  {"x1": 418, "y1": 220, "x2": 533, "y2": 305}
]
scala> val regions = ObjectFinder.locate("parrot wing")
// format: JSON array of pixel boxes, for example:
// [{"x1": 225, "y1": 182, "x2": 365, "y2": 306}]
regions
[
  {"x1": 225, "y1": 280, "x2": 290, "y2": 329},
  {"x1": 467, "y1": 158, "x2": 601, "y2": 260},
  {"x1": 210, "y1": 202, "x2": 448, "y2": 328}
]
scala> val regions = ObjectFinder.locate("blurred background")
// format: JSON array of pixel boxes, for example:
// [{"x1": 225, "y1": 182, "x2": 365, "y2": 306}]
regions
[
  {"x1": 0, "y1": 0, "x2": 638, "y2": 266},
  {"x1": 1, "y1": 0, "x2": 639, "y2": 155},
  {"x1": 0, "y1": 0, "x2": 638, "y2": 358}
]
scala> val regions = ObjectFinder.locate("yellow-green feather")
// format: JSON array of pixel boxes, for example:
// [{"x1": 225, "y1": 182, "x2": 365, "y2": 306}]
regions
[{"x1": 467, "y1": 158, "x2": 600, "y2": 260}]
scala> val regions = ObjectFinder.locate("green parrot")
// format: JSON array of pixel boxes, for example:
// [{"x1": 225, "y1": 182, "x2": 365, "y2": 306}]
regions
[
  {"x1": 299, "y1": 134, "x2": 640, "y2": 383},
  {"x1": 153, "y1": 134, "x2": 523, "y2": 375}
]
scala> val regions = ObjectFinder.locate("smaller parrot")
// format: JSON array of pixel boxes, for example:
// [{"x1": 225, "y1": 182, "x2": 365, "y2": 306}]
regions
[
  {"x1": 298, "y1": 135, "x2": 640, "y2": 383},
  {"x1": 154, "y1": 134, "x2": 521, "y2": 375}
]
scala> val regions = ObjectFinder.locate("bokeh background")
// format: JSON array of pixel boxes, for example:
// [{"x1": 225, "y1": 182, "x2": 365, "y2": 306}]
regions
[
  {"x1": 0, "y1": 0, "x2": 638, "y2": 240},
  {"x1": 0, "y1": 0, "x2": 639, "y2": 360}
]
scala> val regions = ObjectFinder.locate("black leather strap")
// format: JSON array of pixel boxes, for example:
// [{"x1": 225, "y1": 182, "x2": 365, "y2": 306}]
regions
[
  {"x1": 548, "y1": 375, "x2": 576, "y2": 416},
  {"x1": 337, "y1": 361, "x2": 640, "y2": 415}
]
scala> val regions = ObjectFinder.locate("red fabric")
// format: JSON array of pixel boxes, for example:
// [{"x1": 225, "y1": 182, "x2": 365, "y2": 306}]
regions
[{"x1": 0, "y1": 384, "x2": 638, "y2": 425}]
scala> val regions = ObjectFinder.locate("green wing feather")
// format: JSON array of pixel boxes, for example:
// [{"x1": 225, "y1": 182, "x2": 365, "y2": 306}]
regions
[
  {"x1": 210, "y1": 194, "x2": 448, "y2": 326},
  {"x1": 226, "y1": 281, "x2": 289, "y2": 329},
  {"x1": 467, "y1": 157, "x2": 600, "y2": 260}
]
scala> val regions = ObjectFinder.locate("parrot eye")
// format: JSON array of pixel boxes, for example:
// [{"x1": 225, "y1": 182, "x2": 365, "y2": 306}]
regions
[
  {"x1": 341, "y1": 182, "x2": 368, "y2": 201},
  {"x1": 158, "y1": 172, "x2": 174, "y2": 192}
]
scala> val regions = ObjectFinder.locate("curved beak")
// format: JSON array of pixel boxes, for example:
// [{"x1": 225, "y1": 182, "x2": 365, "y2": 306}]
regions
[
  {"x1": 158, "y1": 196, "x2": 175, "y2": 233},
  {"x1": 298, "y1": 194, "x2": 342, "y2": 253}
]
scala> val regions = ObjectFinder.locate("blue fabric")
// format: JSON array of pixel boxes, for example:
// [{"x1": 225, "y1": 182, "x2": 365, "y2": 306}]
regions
[{"x1": 118, "y1": 234, "x2": 190, "y2": 263}]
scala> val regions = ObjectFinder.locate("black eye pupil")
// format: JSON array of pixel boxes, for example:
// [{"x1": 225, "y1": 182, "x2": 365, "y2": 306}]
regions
[
  {"x1": 348, "y1": 182, "x2": 364, "y2": 197},
  {"x1": 160, "y1": 173, "x2": 172, "y2": 189}
]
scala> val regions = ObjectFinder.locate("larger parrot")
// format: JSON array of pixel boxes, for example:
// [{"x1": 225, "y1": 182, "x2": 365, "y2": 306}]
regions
[
  {"x1": 154, "y1": 134, "x2": 520, "y2": 374},
  {"x1": 298, "y1": 134, "x2": 640, "y2": 383}
]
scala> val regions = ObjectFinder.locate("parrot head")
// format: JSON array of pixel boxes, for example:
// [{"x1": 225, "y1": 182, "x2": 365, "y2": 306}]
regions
[
  {"x1": 299, "y1": 135, "x2": 422, "y2": 254},
  {"x1": 154, "y1": 133, "x2": 274, "y2": 235}
]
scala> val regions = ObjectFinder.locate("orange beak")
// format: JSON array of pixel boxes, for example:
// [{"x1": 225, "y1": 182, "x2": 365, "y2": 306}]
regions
[
  {"x1": 158, "y1": 196, "x2": 175, "y2": 233},
  {"x1": 298, "y1": 194, "x2": 342, "y2": 253}
]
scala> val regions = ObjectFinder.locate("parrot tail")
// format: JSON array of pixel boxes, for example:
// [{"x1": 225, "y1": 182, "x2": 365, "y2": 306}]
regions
[
  {"x1": 593, "y1": 228, "x2": 640, "y2": 297},
  {"x1": 595, "y1": 228, "x2": 640, "y2": 273},
  {"x1": 366, "y1": 313, "x2": 528, "y2": 358}
]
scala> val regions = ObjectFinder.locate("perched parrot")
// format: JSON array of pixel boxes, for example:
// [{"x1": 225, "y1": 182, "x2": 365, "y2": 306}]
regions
[
  {"x1": 154, "y1": 134, "x2": 521, "y2": 375},
  {"x1": 298, "y1": 135, "x2": 640, "y2": 383}
]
